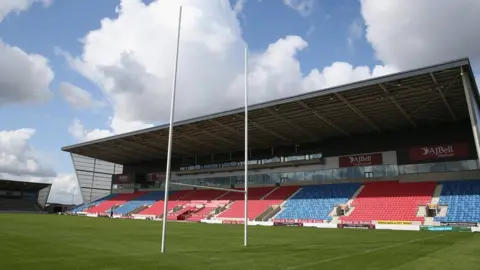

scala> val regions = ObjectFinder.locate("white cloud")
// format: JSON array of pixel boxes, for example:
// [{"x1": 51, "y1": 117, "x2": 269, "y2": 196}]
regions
[
  {"x1": 0, "y1": 0, "x2": 51, "y2": 22},
  {"x1": 68, "y1": 119, "x2": 114, "y2": 142},
  {"x1": 283, "y1": 0, "x2": 314, "y2": 17},
  {"x1": 0, "y1": 128, "x2": 80, "y2": 204},
  {"x1": 59, "y1": 82, "x2": 105, "y2": 109},
  {"x1": 233, "y1": 0, "x2": 247, "y2": 14},
  {"x1": 65, "y1": 0, "x2": 394, "y2": 142},
  {"x1": 347, "y1": 18, "x2": 363, "y2": 52},
  {"x1": 0, "y1": 129, "x2": 55, "y2": 177},
  {"x1": 361, "y1": 0, "x2": 480, "y2": 70},
  {"x1": 0, "y1": 40, "x2": 54, "y2": 106}
]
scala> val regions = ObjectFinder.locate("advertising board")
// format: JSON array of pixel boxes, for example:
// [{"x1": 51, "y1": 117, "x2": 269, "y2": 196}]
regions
[{"x1": 338, "y1": 153, "x2": 383, "y2": 167}]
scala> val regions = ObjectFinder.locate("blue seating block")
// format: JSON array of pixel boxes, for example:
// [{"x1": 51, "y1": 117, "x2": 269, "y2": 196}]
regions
[
  {"x1": 71, "y1": 194, "x2": 117, "y2": 213},
  {"x1": 275, "y1": 183, "x2": 361, "y2": 221},
  {"x1": 434, "y1": 180, "x2": 480, "y2": 223},
  {"x1": 113, "y1": 191, "x2": 166, "y2": 215}
]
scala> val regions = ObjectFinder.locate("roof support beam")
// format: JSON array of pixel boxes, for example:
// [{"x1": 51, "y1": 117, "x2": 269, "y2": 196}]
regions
[
  {"x1": 181, "y1": 134, "x2": 227, "y2": 153},
  {"x1": 208, "y1": 119, "x2": 269, "y2": 147},
  {"x1": 379, "y1": 84, "x2": 417, "y2": 128},
  {"x1": 431, "y1": 72, "x2": 457, "y2": 121},
  {"x1": 296, "y1": 101, "x2": 350, "y2": 136},
  {"x1": 142, "y1": 133, "x2": 192, "y2": 154},
  {"x1": 411, "y1": 73, "x2": 460, "y2": 115},
  {"x1": 262, "y1": 108, "x2": 318, "y2": 140},
  {"x1": 195, "y1": 128, "x2": 238, "y2": 147},
  {"x1": 119, "y1": 138, "x2": 168, "y2": 157},
  {"x1": 334, "y1": 93, "x2": 381, "y2": 132},
  {"x1": 83, "y1": 145, "x2": 149, "y2": 163},
  {"x1": 109, "y1": 144, "x2": 154, "y2": 160},
  {"x1": 235, "y1": 113, "x2": 292, "y2": 143}
]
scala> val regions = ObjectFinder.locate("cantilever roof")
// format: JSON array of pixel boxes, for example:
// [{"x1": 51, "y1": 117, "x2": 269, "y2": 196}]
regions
[
  {"x1": 62, "y1": 58, "x2": 479, "y2": 165},
  {"x1": 0, "y1": 179, "x2": 51, "y2": 191}
]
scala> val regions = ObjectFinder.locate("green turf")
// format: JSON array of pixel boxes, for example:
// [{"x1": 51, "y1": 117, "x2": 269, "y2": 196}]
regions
[{"x1": 0, "y1": 214, "x2": 479, "y2": 270}]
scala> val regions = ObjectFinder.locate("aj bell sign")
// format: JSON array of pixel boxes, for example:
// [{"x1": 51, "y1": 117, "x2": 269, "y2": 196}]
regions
[
  {"x1": 409, "y1": 143, "x2": 468, "y2": 161},
  {"x1": 338, "y1": 153, "x2": 383, "y2": 168}
]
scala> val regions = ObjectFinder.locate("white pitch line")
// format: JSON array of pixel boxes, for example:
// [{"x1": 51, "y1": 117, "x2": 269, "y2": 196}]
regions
[{"x1": 286, "y1": 234, "x2": 446, "y2": 270}]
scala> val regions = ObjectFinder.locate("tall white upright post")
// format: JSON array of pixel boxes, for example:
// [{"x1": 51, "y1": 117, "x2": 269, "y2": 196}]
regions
[
  {"x1": 244, "y1": 47, "x2": 249, "y2": 247},
  {"x1": 161, "y1": 5, "x2": 182, "y2": 254}
]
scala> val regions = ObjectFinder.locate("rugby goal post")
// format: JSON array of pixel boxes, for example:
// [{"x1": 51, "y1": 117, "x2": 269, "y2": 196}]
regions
[{"x1": 160, "y1": 6, "x2": 250, "y2": 253}]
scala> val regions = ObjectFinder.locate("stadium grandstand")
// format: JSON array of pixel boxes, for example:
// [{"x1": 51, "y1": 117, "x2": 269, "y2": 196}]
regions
[
  {"x1": 0, "y1": 179, "x2": 51, "y2": 213},
  {"x1": 62, "y1": 58, "x2": 480, "y2": 229}
]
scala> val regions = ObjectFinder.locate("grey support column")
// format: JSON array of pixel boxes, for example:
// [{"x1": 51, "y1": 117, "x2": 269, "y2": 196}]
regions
[{"x1": 461, "y1": 68, "x2": 480, "y2": 164}]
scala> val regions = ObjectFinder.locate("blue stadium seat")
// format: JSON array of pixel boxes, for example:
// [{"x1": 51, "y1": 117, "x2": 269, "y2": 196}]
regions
[
  {"x1": 71, "y1": 194, "x2": 118, "y2": 213},
  {"x1": 275, "y1": 183, "x2": 361, "y2": 221},
  {"x1": 112, "y1": 191, "x2": 166, "y2": 215},
  {"x1": 434, "y1": 180, "x2": 480, "y2": 223}
]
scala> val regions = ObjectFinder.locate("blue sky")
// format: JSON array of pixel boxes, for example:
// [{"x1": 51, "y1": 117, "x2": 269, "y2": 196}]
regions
[
  {"x1": 0, "y1": 0, "x2": 479, "y2": 203},
  {"x1": 0, "y1": 0, "x2": 375, "y2": 174}
]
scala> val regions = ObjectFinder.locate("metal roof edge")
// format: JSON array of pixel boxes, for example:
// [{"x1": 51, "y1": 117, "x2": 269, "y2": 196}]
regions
[
  {"x1": 61, "y1": 57, "x2": 471, "y2": 152},
  {"x1": 0, "y1": 178, "x2": 52, "y2": 187},
  {"x1": 464, "y1": 58, "x2": 480, "y2": 105}
]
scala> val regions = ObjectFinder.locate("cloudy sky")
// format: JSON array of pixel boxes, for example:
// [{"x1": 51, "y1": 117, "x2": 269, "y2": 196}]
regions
[{"x1": 0, "y1": 0, "x2": 479, "y2": 204}]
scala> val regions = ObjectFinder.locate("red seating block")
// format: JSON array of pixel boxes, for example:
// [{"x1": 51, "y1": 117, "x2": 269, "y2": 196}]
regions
[
  {"x1": 340, "y1": 181, "x2": 436, "y2": 223},
  {"x1": 218, "y1": 200, "x2": 276, "y2": 220}
]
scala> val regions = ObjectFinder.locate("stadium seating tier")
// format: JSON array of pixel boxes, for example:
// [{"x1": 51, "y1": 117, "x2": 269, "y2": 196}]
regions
[
  {"x1": 435, "y1": 180, "x2": 480, "y2": 223},
  {"x1": 276, "y1": 183, "x2": 361, "y2": 221},
  {"x1": 340, "y1": 181, "x2": 436, "y2": 223}
]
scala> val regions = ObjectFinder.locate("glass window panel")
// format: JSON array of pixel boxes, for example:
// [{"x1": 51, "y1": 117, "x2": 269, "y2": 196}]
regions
[
  {"x1": 340, "y1": 168, "x2": 353, "y2": 179},
  {"x1": 331, "y1": 169, "x2": 341, "y2": 180},
  {"x1": 460, "y1": 160, "x2": 479, "y2": 170},
  {"x1": 353, "y1": 167, "x2": 364, "y2": 179},
  {"x1": 371, "y1": 165, "x2": 384, "y2": 178},
  {"x1": 445, "y1": 161, "x2": 461, "y2": 172},
  {"x1": 416, "y1": 163, "x2": 432, "y2": 173},
  {"x1": 313, "y1": 170, "x2": 325, "y2": 181},
  {"x1": 386, "y1": 165, "x2": 398, "y2": 177},
  {"x1": 304, "y1": 171, "x2": 314, "y2": 181},
  {"x1": 295, "y1": 171, "x2": 305, "y2": 181},
  {"x1": 310, "y1": 153, "x2": 323, "y2": 159},
  {"x1": 268, "y1": 173, "x2": 281, "y2": 183},
  {"x1": 430, "y1": 162, "x2": 446, "y2": 172},
  {"x1": 398, "y1": 164, "x2": 417, "y2": 175},
  {"x1": 280, "y1": 172, "x2": 295, "y2": 182}
]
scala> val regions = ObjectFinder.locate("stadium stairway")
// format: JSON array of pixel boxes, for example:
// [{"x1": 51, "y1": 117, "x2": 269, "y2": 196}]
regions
[
  {"x1": 187, "y1": 202, "x2": 221, "y2": 221},
  {"x1": 112, "y1": 191, "x2": 165, "y2": 215},
  {"x1": 71, "y1": 194, "x2": 118, "y2": 213},
  {"x1": 434, "y1": 180, "x2": 480, "y2": 223},
  {"x1": 85, "y1": 192, "x2": 147, "y2": 214},
  {"x1": 216, "y1": 186, "x2": 296, "y2": 220},
  {"x1": 275, "y1": 183, "x2": 361, "y2": 221},
  {"x1": 136, "y1": 190, "x2": 193, "y2": 216},
  {"x1": 340, "y1": 181, "x2": 436, "y2": 223}
]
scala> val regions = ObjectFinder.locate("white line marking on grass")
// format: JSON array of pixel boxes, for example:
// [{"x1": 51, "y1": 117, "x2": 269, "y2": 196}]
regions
[{"x1": 286, "y1": 234, "x2": 446, "y2": 270}]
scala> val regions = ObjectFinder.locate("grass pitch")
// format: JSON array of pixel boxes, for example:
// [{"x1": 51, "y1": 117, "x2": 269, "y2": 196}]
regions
[{"x1": 1, "y1": 214, "x2": 479, "y2": 270}]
